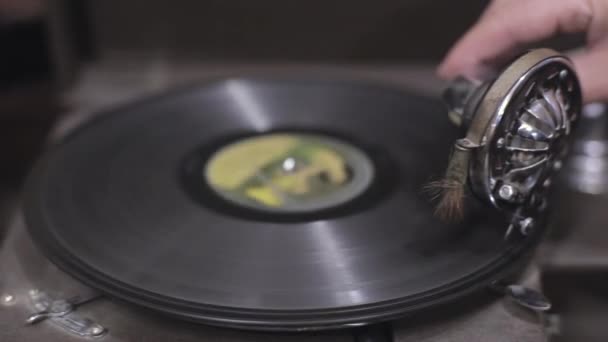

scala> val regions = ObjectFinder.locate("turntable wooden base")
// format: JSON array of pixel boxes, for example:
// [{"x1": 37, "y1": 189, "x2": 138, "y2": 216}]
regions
[
  {"x1": 0, "y1": 64, "x2": 552, "y2": 341},
  {"x1": 0, "y1": 209, "x2": 543, "y2": 341},
  {"x1": 0, "y1": 64, "x2": 547, "y2": 341}
]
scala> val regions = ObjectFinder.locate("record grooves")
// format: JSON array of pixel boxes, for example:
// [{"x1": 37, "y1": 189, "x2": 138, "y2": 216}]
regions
[{"x1": 23, "y1": 77, "x2": 546, "y2": 330}]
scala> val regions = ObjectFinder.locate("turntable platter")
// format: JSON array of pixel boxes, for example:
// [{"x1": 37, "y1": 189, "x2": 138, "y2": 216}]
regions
[{"x1": 23, "y1": 78, "x2": 541, "y2": 330}]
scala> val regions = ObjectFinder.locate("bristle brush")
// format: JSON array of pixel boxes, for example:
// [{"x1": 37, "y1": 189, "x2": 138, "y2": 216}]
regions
[{"x1": 426, "y1": 138, "x2": 476, "y2": 221}]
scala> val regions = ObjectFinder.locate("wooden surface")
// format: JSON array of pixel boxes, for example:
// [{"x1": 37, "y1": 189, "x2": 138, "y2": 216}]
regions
[{"x1": 0, "y1": 61, "x2": 547, "y2": 341}]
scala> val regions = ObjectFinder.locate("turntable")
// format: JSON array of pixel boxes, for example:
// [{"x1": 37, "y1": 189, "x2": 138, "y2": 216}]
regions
[{"x1": 0, "y1": 49, "x2": 580, "y2": 341}]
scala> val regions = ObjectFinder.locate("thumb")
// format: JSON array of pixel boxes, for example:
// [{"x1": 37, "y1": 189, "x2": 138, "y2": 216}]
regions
[{"x1": 571, "y1": 45, "x2": 608, "y2": 103}]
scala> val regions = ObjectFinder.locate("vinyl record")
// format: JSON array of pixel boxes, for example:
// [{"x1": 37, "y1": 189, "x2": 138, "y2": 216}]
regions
[{"x1": 23, "y1": 78, "x2": 542, "y2": 330}]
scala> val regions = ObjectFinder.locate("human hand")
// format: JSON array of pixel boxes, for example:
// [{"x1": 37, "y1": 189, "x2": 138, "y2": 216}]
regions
[{"x1": 437, "y1": 0, "x2": 608, "y2": 103}]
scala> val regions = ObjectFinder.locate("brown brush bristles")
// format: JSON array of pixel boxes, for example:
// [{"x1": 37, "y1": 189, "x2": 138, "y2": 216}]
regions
[
  {"x1": 424, "y1": 179, "x2": 465, "y2": 222},
  {"x1": 423, "y1": 180, "x2": 446, "y2": 201}
]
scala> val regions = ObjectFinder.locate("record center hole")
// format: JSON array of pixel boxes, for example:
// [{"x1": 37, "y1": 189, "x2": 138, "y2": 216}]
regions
[{"x1": 281, "y1": 157, "x2": 301, "y2": 173}]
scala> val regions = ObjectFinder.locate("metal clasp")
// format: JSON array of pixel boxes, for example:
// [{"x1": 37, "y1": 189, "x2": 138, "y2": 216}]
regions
[{"x1": 26, "y1": 290, "x2": 107, "y2": 338}]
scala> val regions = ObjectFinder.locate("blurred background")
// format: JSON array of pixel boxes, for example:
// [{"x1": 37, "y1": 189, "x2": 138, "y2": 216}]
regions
[
  {"x1": 0, "y1": 0, "x2": 587, "y2": 186},
  {"x1": 1, "y1": 0, "x2": 491, "y2": 187},
  {"x1": 1, "y1": 1, "x2": 606, "y2": 341}
]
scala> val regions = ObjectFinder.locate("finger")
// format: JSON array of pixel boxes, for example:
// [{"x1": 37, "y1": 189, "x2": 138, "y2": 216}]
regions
[
  {"x1": 572, "y1": 45, "x2": 608, "y2": 102},
  {"x1": 437, "y1": 0, "x2": 594, "y2": 79}
]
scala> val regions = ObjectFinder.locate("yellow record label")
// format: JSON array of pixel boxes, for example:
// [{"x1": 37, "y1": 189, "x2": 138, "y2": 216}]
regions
[{"x1": 204, "y1": 133, "x2": 374, "y2": 213}]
